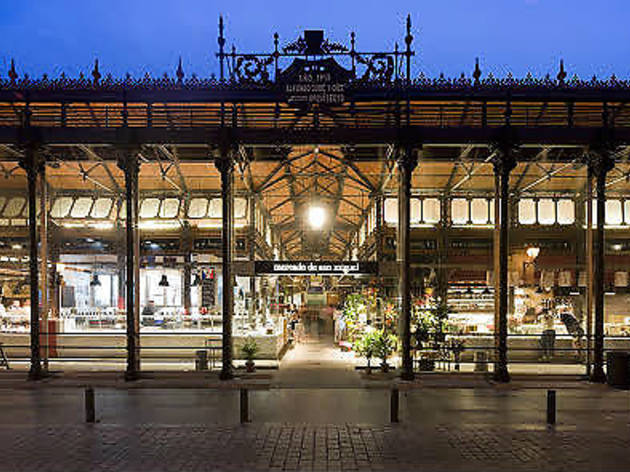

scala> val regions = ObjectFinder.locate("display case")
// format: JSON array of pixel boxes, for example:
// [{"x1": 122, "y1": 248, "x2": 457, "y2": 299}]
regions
[{"x1": 447, "y1": 283, "x2": 494, "y2": 333}]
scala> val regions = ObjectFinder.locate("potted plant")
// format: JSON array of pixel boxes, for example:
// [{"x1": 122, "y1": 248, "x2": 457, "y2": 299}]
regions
[
  {"x1": 373, "y1": 329, "x2": 397, "y2": 373},
  {"x1": 240, "y1": 337, "x2": 259, "y2": 373},
  {"x1": 354, "y1": 331, "x2": 377, "y2": 374}
]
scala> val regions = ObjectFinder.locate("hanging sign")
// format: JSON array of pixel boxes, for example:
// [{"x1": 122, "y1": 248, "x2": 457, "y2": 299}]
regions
[{"x1": 255, "y1": 260, "x2": 377, "y2": 275}]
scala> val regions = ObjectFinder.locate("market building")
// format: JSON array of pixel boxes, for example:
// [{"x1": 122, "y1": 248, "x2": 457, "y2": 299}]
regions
[{"x1": 1, "y1": 17, "x2": 629, "y2": 382}]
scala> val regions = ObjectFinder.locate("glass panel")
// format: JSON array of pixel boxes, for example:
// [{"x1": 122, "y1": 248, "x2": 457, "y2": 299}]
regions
[
  {"x1": 471, "y1": 198, "x2": 489, "y2": 224},
  {"x1": 489, "y1": 199, "x2": 495, "y2": 223},
  {"x1": 91, "y1": 198, "x2": 113, "y2": 218},
  {"x1": 3, "y1": 197, "x2": 25, "y2": 218},
  {"x1": 557, "y1": 199, "x2": 575, "y2": 225},
  {"x1": 208, "y1": 198, "x2": 222, "y2": 218},
  {"x1": 606, "y1": 199, "x2": 623, "y2": 225},
  {"x1": 118, "y1": 202, "x2": 126, "y2": 220},
  {"x1": 423, "y1": 198, "x2": 440, "y2": 224},
  {"x1": 538, "y1": 199, "x2": 555, "y2": 225},
  {"x1": 51, "y1": 196, "x2": 73, "y2": 218},
  {"x1": 188, "y1": 198, "x2": 207, "y2": 218},
  {"x1": 384, "y1": 198, "x2": 397, "y2": 224},
  {"x1": 518, "y1": 199, "x2": 536, "y2": 224},
  {"x1": 139, "y1": 198, "x2": 160, "y2": 219},
  {"x1": 70, "y1": 197, "x2": 93, "y2": 218},
  {"x1": 451, "y1": 198, "x2": 468, "y2": 225},
  {"x1": 410, "y1": 198, "x2": 422, "y2": 224},
  {"x1": 159, "y1": 198, "x2": 180, "y2": 218},
  {"x1": 234, "y1": 198, "x2": 247, "y2": 219},
  {"x1": 625, "y1": 200, "x2": 630, "y2": 225}
]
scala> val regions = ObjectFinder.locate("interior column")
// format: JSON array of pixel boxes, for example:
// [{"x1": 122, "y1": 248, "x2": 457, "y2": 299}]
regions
[
  {"x1": 38, "y1": 163, "x2": 49, "y2": 371},
  {"x1": 398, "y1": 146, "x2": 417, "y2": 381},
  {"x1": 22, "y1": 145, "x2": 44, "y2": 380},
  {"x1": 589, "y1": 151, "x2": 614, "y2": 383},
  {"x1": 216, "y1": 152, "x2": 234, "y2": 380},
  {"x1": 118, "y1": 150, "x2": 141, "y2": 381},
  {"x1": 492, "y1": 146, "x2": 516, "y2": 383}
]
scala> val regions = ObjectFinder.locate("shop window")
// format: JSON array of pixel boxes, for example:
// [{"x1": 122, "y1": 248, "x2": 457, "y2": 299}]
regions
[
  {"x1": 234, "y1": 198, "x2": 247, "y2": 219},
  {"x1": 518, "y1": 199, "x2": 536, "y2": 224},
  {"x1": 557, "y1": 199, "x2": 575, "y2": 225},
  {"x1": 91, "y1": 198, "x2": 113, "y2": 219},
  {"x1": 3, "y1": 197, "x2": 25, "y2": 218},
  {"x1": 384, "y1": 198, "x2": 397, "y2": 224},
  {"x1": 51, "y1": 196, "x2": 73, "y2": 218},
  {"x1": 538, "y1": 199, "x2": 555, "y2": 225},
  {"x1": 423, "y1": 198, "x2": 440, "y2": 224},
  {"x1": 471, "y1": 198, "x2": 489, "y2": 224},
  {"x1": 605, "y1": 199, "x2": 623, "y2": 225},
  {"x1": 188, "y1": 198, "x2": 207, "y2": 218},
  {"x1": 410, "y1": 198, "x2": 422, "y2": 224},
  {"x1": 451, "y1": 198, "x2": 468, "y2": 225},
  {"x1": 139, "y1": 198, "x2": 160, "y2": 219},
  {"x1": 159, "y1": 198, "x2": 180, "y2": 218},
  {"x1": 70, "y1": 197, "x2": 93, "y2": 218},
  {"x1": 208, "y1": 198, "x2": 222, "y2": 218}
]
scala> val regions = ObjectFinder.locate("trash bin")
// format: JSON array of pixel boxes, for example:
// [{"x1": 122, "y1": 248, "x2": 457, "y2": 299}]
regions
[
  {"x1": 195, "y1": 350, "x2": 208, "y2": 371},
  {"x1": 474, "y1": 351, "x2": 488, "y2": 372},
  {"x1": 606, "y1": 352, "x2": 630, "y2": 389}
]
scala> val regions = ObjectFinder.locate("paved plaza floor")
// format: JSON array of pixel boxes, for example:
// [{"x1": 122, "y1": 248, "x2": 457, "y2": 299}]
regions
[{"x1": 0, "y1": 337, "x2": 628, "y2": 471}]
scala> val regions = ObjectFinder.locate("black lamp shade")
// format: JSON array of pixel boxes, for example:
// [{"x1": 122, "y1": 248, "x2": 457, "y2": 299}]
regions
[
  {"x1": 159, "y1": 275, "x2": 169, "y2": 287},
  {"x1": 90, "y1": 274, "x2": 101, "y2": 287}
]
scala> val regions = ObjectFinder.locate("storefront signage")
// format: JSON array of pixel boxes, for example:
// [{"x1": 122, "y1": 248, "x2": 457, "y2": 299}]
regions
[{"x1": 255, "y1": 261, "x2": 377, "y2": 275}]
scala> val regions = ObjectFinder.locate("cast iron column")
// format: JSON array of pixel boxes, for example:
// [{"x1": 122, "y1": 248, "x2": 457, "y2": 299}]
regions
[
  {"x1": 398, "y1": 146, "x2": 417, "y2": 381},
  {"x1": 118, "y1": 150, "x2": 141, "y2": 381},
  {"x1": 216, "y1": 153, "x2": 234, "y2": 380},
  {"x1": 21, "y1": 145, "x2": 44, "y2": 380},
  {"x1": 589, "y1": 151, "x2": 614, "y2": 383},
  {"x1": 183, "y1": 224, "x2": 192, "y2": 314},
  {"x1": 492, "y1": 147, "x2": 516, "y2": 383}
]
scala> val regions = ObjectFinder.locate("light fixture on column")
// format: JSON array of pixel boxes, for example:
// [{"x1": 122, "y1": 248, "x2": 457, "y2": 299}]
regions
[
  {"x1": 307, "y1": 205, "x2": 326, "y2": 230},
  {"x1": 159, "y1": 274, "x2": 170, "y2": 287},
  {"x1": 89, "y1": 273, "x2": 101, "y2": 287}
]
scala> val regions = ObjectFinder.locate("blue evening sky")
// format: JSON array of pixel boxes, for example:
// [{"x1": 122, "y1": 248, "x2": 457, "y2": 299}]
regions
[{"x1": 1, "y1": 0, "x2": 628, "y2": 81}]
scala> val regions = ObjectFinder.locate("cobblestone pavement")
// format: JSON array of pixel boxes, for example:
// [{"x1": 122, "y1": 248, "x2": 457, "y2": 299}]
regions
[{"x1": 1, "y1": 422, "x2": 629, "y2": 471}]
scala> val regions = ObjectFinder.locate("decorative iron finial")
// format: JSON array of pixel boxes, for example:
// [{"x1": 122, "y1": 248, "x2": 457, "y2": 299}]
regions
[
  {"x1": 473, "y1": 57, "x2": 481, "y2": 85},
  {"x1": 218, "y1": 15, "x2": 226, "y2": 80},
  {"x1": 8, "y1": 58, "x2": 17, "y2": 82},
  {"x1": 406, "y1": 14, "x2": 412, "y2": 45},
  {"x1": 92, "y1": 59, "x2": 101, "y2": 84},
  {"x1": 557, "y1": 59, "x2": 566, "y2": 84},
  {"x1": 274, "y1": 32, "x2": 279, "y2": 53},
  {"x1": 176, "y1": 56, "x2": 184, "y2": 82},
  {"x1": 405, "y1": 14, "x2": 414, "y2": 81}
]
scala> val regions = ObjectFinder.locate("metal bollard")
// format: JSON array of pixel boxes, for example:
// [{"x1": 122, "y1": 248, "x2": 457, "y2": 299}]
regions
[
  {"x1": 85, "y1": 386, "x2": 95, "y2": 423},
  {"x1": 240, "y1": 388, "x2": 249, "y2": 424},
  {"x1": 390, "y1": 387, "x2": 399, "y2": 423},
  {"x1": 547, "y1": 389, "x2": 556, "y2": 425}
]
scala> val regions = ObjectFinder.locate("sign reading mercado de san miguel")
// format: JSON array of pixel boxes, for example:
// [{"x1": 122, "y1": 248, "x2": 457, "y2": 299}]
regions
[{"x1": 255, "y1": 261, "x2": 378, "y2": 276}]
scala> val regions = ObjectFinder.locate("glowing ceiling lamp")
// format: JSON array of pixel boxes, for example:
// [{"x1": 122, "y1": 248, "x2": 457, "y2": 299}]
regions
[
  {"x1": 308, "y1": 205, "x2": 326, "y2": 230},
  {"x1": 526, "y1": 246, "x2": 540, "y2": 260}
]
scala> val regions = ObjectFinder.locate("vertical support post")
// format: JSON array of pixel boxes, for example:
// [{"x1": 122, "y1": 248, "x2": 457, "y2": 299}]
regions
[
  {"x1": 85, "y1": 386, "x2": 95, "y2": 423},
  {"x1": 38, "y1": 163, "x2": 49, "y2": 371},
  {"x1": 585, "y1": 167, "x2": 593, "y2": 377},
  {"x1": 22, "y1": 145, "x2": 44, "y2": 380},
  {"x1": 390, "y1": 387, "x2": 399, "y2": 423},
  {"x1": 546, "y1": 389, "x2": 556, "y2": 425},
  {"x1": 240, "y1": 388, "x2": 249, "y2": 423},
  {"x1": 397, "y1": 146, "x2": 417, "y2": 381},
  {"x1": 492, "y1": 145, "x2": 516, "y2": 383},
  {"x1": 118, "y1": 150, "x2": 141, "y2": 381},
  {"x1": 216, "y1": 149, "x2": 234, "y2": 380},
  {"x1": 183, "y1": 254, "x2": 192, "y2": 315},
  {"x1": 249, "y1": 195, "x2": 256, "y2": 327},
  {"x1": 589, "y1": 151, "x2": 614, "y2": 383},
  {"x1": 493, "y1": 172, "x2": 500, "y2": 375}
]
